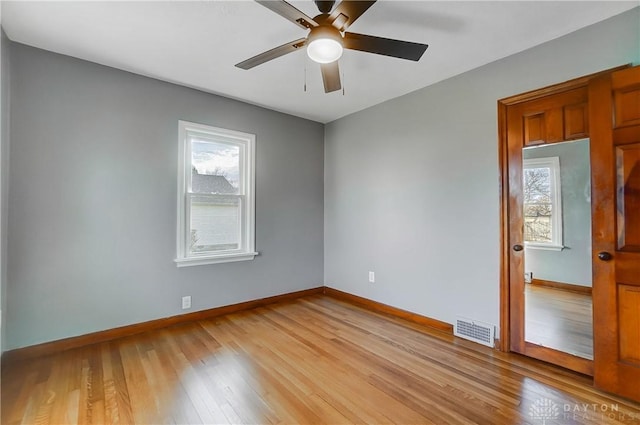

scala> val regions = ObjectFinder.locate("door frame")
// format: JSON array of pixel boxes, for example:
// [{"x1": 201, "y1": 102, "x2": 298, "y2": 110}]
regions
[{"x1": 497, "y1": 66, "x2": 629, "y2": 362}]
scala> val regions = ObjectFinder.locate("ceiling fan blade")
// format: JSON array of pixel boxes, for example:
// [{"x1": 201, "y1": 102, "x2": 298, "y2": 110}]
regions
[
  {"x1": 328, "y1": 1, "x2": 376, "y2": 31},
  {"x1": 321, "y1": 61, "x2": 341, "y2": 93},
  {"x1": 255, "y1": 0, "x2": 318, "y2": 29},
  {"x1": 343, "y1": 32, "x2": 428, "y2": 61},
  {"x1": 236, "y1": 38, "x2": 307, "y2": 70}
]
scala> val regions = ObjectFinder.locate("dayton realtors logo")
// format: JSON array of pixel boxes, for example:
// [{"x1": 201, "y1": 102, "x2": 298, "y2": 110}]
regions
[
  {"x1": 529, "y1": 398, "x2": 560, "y2": 424},
  {"x1": 529, "y1": 398, "x2": 640, "y2": 424}
]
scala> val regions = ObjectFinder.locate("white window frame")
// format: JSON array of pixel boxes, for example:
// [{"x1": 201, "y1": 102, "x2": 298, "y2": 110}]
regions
[
  {"x1": 175, "y1": 120, "x2": 257, "y2": 267},
  {"x1": 523, "y1": 156, "x2": 564, "y2": 251}
]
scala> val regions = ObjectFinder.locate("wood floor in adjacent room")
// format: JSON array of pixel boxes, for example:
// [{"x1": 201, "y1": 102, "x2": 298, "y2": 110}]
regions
[
  {"x1": 525, "y1": 285, "x2": 593, "y2": 360},
  {"x1": 3, "y1": 295, "x2": 640, "y2": 425}
]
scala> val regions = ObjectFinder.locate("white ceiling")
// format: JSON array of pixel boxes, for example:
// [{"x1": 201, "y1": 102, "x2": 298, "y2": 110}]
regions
[{"x1": 2, "y1": 1, "x2": 638, "y2": 123}]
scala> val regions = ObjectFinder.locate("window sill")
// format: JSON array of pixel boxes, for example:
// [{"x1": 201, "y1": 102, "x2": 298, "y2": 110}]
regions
[
  {"x1": 174, "y1": 252, "x2": 259, "y2": 267},
  {"x1": 525, "y1": 243, "x2": 564, "y2": 252}
]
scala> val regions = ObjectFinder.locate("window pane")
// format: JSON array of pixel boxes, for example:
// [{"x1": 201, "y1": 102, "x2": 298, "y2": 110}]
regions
[
  {"x1": 191, "y1": 138, "x2": 240, "y2": 195},
  {"x1": 189, "y1": 196, "x2": 240, "y2": 253},
  {"x1": 524, "y1": 167, "x2": 552, "y2": 243}
]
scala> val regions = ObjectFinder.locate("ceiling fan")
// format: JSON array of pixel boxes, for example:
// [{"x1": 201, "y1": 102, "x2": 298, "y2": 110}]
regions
[{"x1": 236, "y1": 0, "x2": 429, "y2": 93}]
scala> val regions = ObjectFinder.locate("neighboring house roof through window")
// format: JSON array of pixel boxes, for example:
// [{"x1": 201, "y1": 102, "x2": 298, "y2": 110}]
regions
[{"x1": 192, "y1": 168, "x2": 235, "y2": 194}]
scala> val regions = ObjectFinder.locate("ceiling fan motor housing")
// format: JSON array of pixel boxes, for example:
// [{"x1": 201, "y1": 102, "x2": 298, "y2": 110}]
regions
[{"x1": 314, "y1": 0, "x2": 335, "y2": 14}]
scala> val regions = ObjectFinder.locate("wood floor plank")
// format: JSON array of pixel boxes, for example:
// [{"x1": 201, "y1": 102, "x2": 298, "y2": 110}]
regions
[
  {"x1": 3, "y1": 294, "x2": 640, "y2": 424},
  {"x1": 105, "y1": 342, "x2": 135, "y2": 425}
]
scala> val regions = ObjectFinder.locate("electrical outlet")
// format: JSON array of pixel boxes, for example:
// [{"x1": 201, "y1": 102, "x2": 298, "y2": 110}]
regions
[
  {"x1": 524, "y1": 272, "x2": 533, "y2": 284},
  {"x1": 368, "y1": 271, "x2": 375, "y2": 283},
  {"x1": 182, "y1": 295, "x2": 192, "y2": 310}
]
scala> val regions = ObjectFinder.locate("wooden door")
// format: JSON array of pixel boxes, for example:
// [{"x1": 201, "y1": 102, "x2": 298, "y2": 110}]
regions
[
  {"x1": 505, "y1": 85, "x2": 594, "y2": 376},
  {"x1": 590, "y1": 66, "x2": 640, "y2": 402}
]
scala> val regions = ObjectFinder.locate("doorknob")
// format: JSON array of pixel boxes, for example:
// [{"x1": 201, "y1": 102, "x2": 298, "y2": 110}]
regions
[
  {"x1": 598, "y1": 251, "x2": 613, "y2": 261},
  {"x1": 513, "y1": 244, "x2": 524, "y2": 252}
]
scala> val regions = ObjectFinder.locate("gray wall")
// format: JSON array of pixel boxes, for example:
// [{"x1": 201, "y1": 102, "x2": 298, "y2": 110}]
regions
[
  {"x1": 6, "y1": 43, "x2": 324, "y2": 350},
  {"x1": 1, "y1": 28, "x2": 10, "y2": 353},
  {"x1": 324, "y1": 9, "x2": 640, "y2": 330},
  {"x1": 524, "y1": 140, "x2": 592, "y2": 287}
]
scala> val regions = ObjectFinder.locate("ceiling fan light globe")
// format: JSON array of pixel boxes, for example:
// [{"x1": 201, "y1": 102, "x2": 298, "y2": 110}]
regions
[{"x1": 307, "y1": 38, "x2": 343, "y2": 64}]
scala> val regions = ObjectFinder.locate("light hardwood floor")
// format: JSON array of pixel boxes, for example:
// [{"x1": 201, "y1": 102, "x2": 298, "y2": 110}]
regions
[
  {"x1": 3, "y1": 295, "x2": 639, "y2": 424},
  {"x1": 525, "y1": 285, "x2": 593, "y2": 360}
]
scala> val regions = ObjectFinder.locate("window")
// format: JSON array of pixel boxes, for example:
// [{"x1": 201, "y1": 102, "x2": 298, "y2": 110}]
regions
[
  {"x1": 523, "y1": 156, "x2": 563, "y2": 251},
  {"x1": 175, "y1": 121, "x2": 256, "y2": 266}
]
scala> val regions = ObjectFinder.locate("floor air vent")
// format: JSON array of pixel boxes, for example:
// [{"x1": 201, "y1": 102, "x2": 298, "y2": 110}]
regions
[{"x1": 454, "y1": 317, "x2": 495, "y2": 347}]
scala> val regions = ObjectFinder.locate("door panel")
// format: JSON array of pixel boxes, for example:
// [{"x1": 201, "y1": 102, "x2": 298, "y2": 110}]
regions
[
  {"x1": 618, "y1": 284, "x2": 640, "y2": 365},
  {"x1": 614, "y1": 87, "x2": 640, "y2": 128},
  {"x1": 499, "y1": 65, "x2": 639, "y2": 401},
  {"x1": 506, "y1": 85, "x2": 594, "y2": 375},
  {"x1": 524, "y1": 113, "x2": 546, "y2": 146},
  {"x1": 564, "y1": 102, "x2": 589, "y2": 140},
  {"x1": 590, "y1": 65, "x2": 640, "y2": 402}
]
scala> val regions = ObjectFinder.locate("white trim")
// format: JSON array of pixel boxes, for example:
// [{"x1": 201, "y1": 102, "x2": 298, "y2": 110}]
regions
[
  {"x1": 176, "y1": 120, "x2": 257, "y2": 266},
  {"x1": 177, "y1": 122, "x2": 187, "y2": 262},
  {"x1": 522, "y1": 156, "x2": 564, "y2": 250},
  {"x1": 524, "y1": 243, "x2": 564, "y2": 251},
  {"x1": 174, "y1": 252, "x2": 259, "y2": 267}
]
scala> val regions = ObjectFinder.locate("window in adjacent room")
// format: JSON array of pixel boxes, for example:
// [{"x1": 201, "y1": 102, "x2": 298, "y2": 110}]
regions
[
  {"x1": 522, "y1": 156, "x2": 563, "y2": 250},
  {"x1": 175, "y1": 121, "x2": 257, "y2": 266}
]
